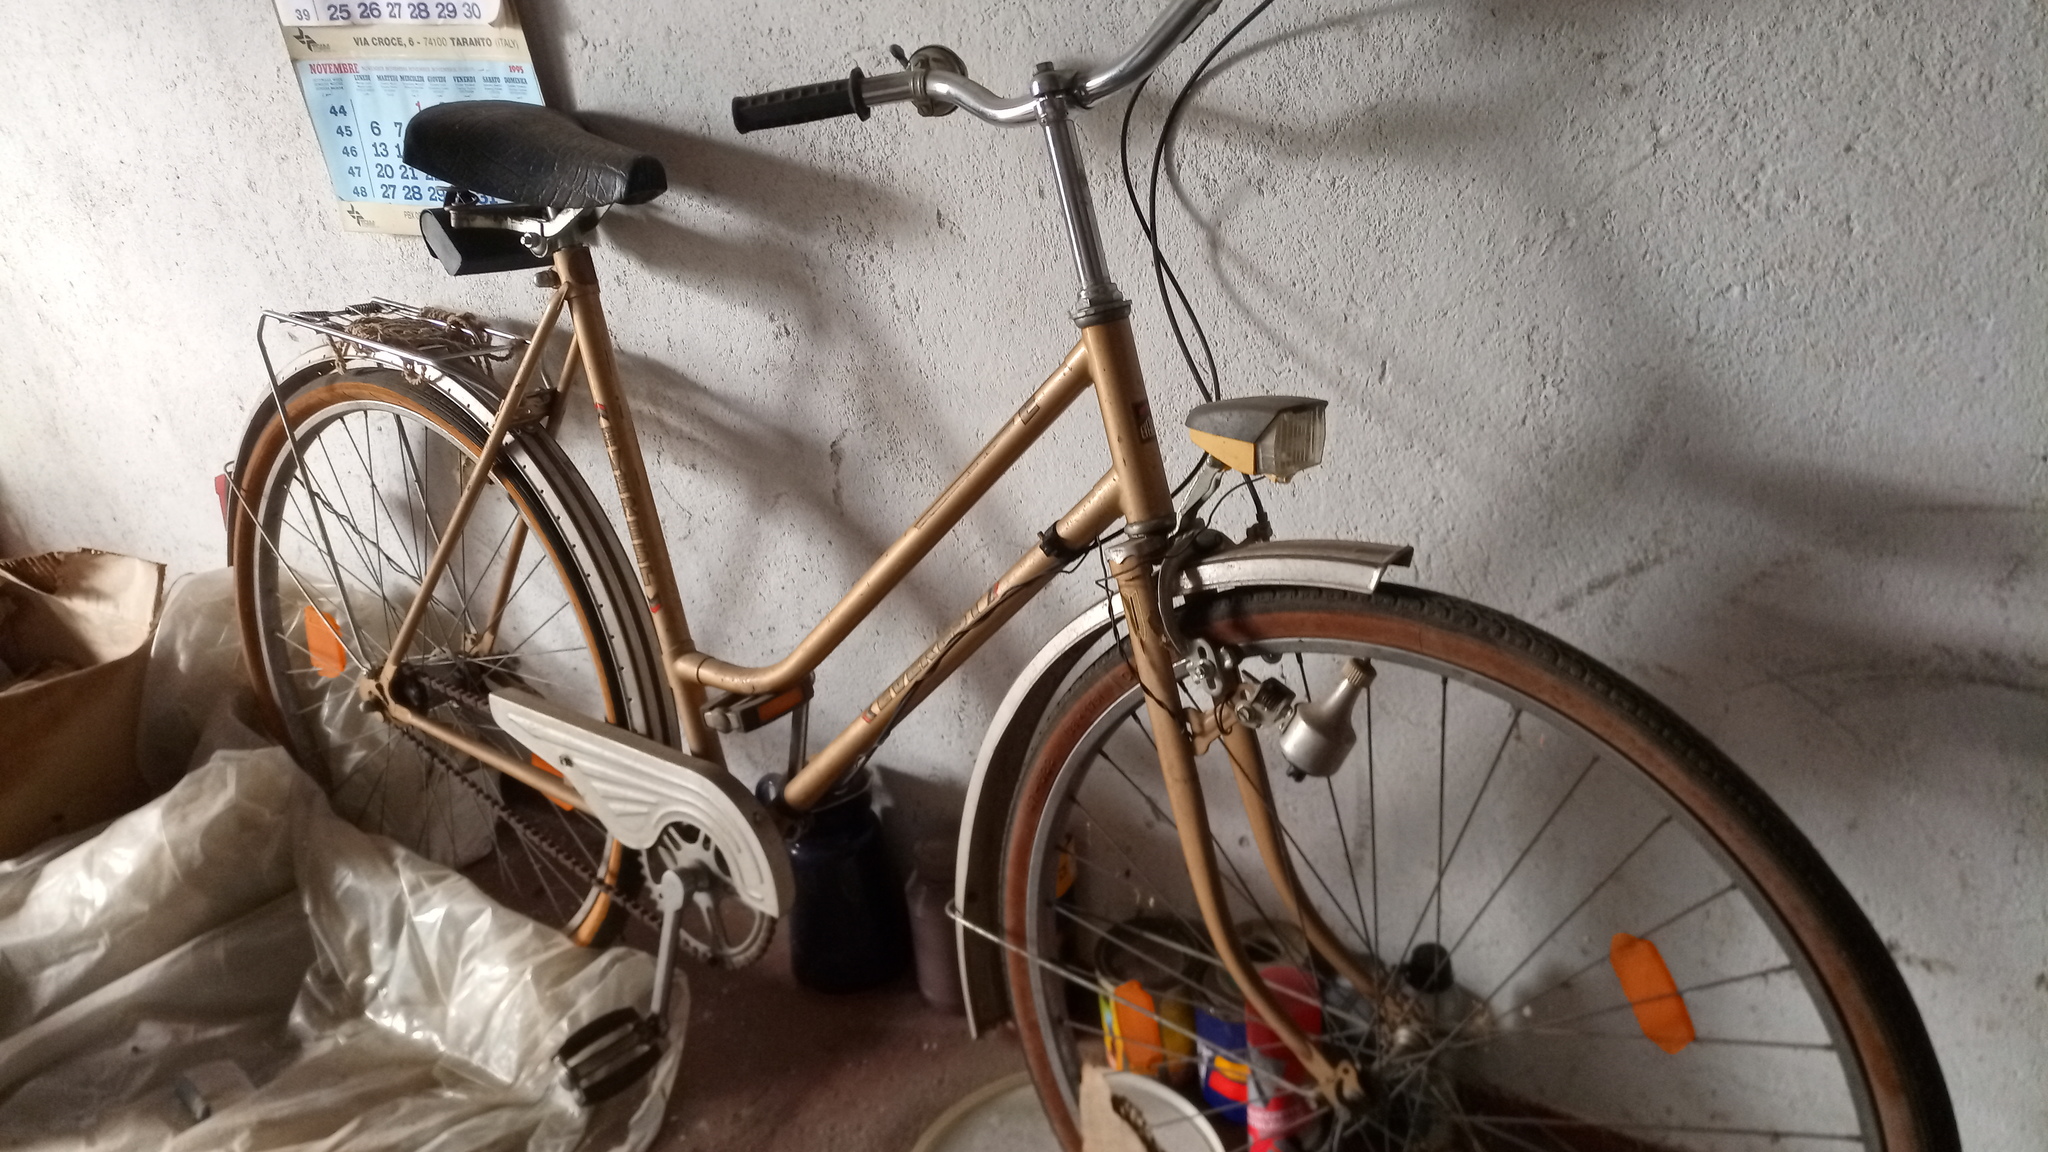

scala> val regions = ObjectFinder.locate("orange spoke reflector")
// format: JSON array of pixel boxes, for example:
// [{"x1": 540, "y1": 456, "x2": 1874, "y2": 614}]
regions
[
  {"x1": 303, "y1": 606, "x2": 346, "y2": 679},
  {"x1": 1610, "y1": 933, "x2": 1695, "y2": 1054},
  {"x1": 530, "y1": 754, "x2": 574, "y2": 810}
]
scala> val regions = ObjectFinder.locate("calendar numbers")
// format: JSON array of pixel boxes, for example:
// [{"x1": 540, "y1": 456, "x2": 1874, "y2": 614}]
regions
[
  {"x1": 299, "y1": 59, "x2": 542, "y2": 209},
  {"x1": 278, "y1": 0, "x2": 496, "y2": 24},
  {"x1": 283, "y1": 0, "x2": 537, "y2": 233},
  {"x1": 277, "y1": 0, "x2": 499, "y2": 26}
]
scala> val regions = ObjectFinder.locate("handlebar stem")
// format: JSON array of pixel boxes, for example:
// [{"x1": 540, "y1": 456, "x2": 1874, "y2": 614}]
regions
[
  {"x1": 1032, "y1": 66, "x2": 1127, "y2": 326},
  {"x1": 844, "y1": 1, "x2": 1223, "y2": 322}
]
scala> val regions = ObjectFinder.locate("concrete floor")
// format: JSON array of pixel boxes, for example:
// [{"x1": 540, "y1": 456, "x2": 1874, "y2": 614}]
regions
[{"x1": 648, "y1": 931, "x2": 1027, "y2": 1151}]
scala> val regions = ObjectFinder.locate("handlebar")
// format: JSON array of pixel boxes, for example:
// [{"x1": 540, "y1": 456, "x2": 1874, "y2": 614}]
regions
[
  {"x1": 728, "y1": 0, "x2": 1221, "y2": 133},
  {"x1": 1073, "y1": 0, "x2": 1221, "y2": 106}
]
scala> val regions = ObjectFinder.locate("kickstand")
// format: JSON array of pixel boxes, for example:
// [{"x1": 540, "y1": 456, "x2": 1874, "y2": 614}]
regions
[{"x1": 554, "y1": 869, "x2": 687, "y2": 1106}]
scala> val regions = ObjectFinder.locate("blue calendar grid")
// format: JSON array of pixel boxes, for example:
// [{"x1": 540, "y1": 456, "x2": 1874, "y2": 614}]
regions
[{"x1": 299, "y1": 59, "x2": 542, "y2": 206}]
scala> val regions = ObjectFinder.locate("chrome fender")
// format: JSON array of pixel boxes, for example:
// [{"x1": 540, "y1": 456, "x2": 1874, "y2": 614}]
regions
[{"x1": 952, "y1": 538, "x2": 1412, "y2": 1034}]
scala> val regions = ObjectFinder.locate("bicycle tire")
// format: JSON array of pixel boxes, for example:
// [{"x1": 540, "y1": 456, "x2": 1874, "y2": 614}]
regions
[
  {"x1": 230, "y1": 365, "x2": 673, "y2": 946},
  {"x1": 1001, "y1": 583, "x2": 1955, "y2": 1152}
]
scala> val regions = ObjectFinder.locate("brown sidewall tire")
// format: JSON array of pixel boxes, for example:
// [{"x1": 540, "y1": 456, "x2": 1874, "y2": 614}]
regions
[
  {"x1": 230, "y1": 369, "x2": 645, "y2": 947},
  {"x1": 1001, "y1": 583, "x2": 1955, "y2": 1152}
]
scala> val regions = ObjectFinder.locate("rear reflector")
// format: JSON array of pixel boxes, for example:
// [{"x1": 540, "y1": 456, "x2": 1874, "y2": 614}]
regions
[
  {"x1": 303, "y1": 607, "x2": 347, "y2": 680},
  {"x1": 1610, "y1": 933, "x2": 1695, "y2": 1053}
]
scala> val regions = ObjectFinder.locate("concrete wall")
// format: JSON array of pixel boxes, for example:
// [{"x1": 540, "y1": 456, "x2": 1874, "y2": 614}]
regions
[{"x1": 2, "y1": 1, "x2": 2040, "y2": 1143}]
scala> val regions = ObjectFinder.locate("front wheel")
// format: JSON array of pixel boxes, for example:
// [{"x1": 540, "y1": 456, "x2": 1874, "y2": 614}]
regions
[{"x1": 1001, "y1": 584, "x2": 1954, "y2": 1152}]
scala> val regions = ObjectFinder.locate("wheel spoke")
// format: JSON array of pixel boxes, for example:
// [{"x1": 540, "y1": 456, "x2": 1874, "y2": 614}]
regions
[
  {"x1": 1448, "y1": 755, "x2": 1597, "y2": 957},
  {"x1": 243, "y1": 385, "x2": 645, "y2": 945},
  {"x1": 1483, "y1": 816, "x2": 1673, "y2": 1004},
  {"x1": 1003, "y1": 592, "x2": 1904, "y2": 1152}
]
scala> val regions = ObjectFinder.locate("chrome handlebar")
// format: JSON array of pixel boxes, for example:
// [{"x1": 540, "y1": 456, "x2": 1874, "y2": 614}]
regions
[
  {"x1": 859, "y1": 0, "x2": 1221, "y2": 125},
  {"x1": 1074, "y1": 0, "x2": 1222, "y2": 106},
  {"x1": 734, "y1": 0, "x2": 1223, "y2": 320}
]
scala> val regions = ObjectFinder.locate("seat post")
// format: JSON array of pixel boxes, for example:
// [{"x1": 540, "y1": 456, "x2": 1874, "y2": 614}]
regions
[{"x1": 554, "y1": 245, "x2": 725, "y2": 767}]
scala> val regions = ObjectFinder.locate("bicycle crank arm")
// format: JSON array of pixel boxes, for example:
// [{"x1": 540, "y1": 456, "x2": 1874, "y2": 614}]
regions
[{"x1": 488, "y1": 688, "x2": 793, "y2": 919}]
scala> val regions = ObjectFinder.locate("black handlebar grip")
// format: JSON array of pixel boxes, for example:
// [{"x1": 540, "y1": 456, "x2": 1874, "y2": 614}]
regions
[{"x1": 732, "y1": 68, "x2": 871, "y2": 134}]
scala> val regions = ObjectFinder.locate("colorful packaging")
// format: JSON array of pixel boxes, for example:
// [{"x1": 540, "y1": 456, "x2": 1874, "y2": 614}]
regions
[
  {"x1": 1093, "y1": 916, "x2": 1201, "y2": 1085},
  {"x1": 1194, "y1": 1000, "x2": 1250, "y2": 1122},
  {"x1": 1244, "y1": 965, "x2": 1322, "y2": 1152}
]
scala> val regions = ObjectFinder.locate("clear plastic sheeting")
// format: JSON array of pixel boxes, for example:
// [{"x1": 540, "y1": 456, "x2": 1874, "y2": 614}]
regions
[
  {"x1": 134, "y1": 569, "x2": 272, "y2": 792},
  {"x1": 0, "y1": 749, "x2": 683, "y2": 1150},
  {"x1": 137, "y1": 568, "x2": 497, "y2": 868}
]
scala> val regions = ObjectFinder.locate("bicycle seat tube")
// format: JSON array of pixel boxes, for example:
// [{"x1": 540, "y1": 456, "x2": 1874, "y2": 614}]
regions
[{"x1": 558, "y1": 245, "x2": 727, "y2": 766}]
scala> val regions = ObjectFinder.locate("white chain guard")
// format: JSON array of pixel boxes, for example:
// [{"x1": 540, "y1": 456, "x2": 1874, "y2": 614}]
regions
[{"x1": 487, "y1": 688, "x2": 792, "y2": 920}]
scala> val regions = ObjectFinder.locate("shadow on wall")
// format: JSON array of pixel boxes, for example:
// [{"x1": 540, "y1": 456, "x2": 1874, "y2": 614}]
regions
[
  {"x1": 580, "y1": 344, "x2": 1066, "y2": 735},
  {"x1": 511, "y1": 1, "x2": 2042, "y2": 750},
  {"x1": 501, "y1": 108, "x2": 978, "y2": 633},
  {"x1": 506, "y1": 0, "x2": 580, "y2": 110},
  {"x1": 872, "y1": 763, "x2": 966, "y2": 878},
  {"x1": 508, "y1": 115, "x2": 1060, "y2": 711},
  {"x1": 1663, "y1": 450, "x2": 2047, "y2": 745},
  {"x1": 1146, "y1": 1, "x2": 2046, "y2": 768},
  {"x1": 581, "y1": 113, "x2": 925, "y2": 339},
  {"x1": 1162, "y1": 0, "x2": 1546, "y2": 388},
  {"x1": 596, "y1": 346, "x2": 905, "y2": 599},
  {"x1": 1131, "y1": 0, "x2": 1698, "y2": 597},
  {"x1": 0, "y1": 471, "x2": 24, "y2": 554}
]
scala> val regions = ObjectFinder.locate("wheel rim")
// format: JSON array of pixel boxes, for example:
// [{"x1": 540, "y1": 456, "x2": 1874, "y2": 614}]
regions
[
  {"x1": 1007, "y1": 598, "x2": 1895, "y2": 1152},
  {"x1": 240, "y1": 381, "x2": 641, "y2": 942}
]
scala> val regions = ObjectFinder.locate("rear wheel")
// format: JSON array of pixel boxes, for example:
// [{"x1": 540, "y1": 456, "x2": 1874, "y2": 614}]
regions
[
  {"x1": 231, "y1": 367, "x2": 672, "y2": 945},
  {"x1": 1002, "y1": 584, "x2": 1954, "y2": 1152}
]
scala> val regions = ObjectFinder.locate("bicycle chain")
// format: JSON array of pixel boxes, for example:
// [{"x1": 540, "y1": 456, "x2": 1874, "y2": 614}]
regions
[{"x1": 391, "y1": 672, "x2": 664, "y2": 930}]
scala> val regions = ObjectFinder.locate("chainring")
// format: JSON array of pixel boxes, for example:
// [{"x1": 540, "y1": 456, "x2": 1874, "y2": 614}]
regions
[
  {"x1": 392, "y1": 664, "x2": 773, "y2": 969},
  {"x1": 652, "y1": 822, "x2": 777, "y2": 968}
]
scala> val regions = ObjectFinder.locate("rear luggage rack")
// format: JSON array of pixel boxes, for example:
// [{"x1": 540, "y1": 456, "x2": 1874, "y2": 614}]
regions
[{"x1": 256, "y1": 298, "x2": 533, "y2": 389}]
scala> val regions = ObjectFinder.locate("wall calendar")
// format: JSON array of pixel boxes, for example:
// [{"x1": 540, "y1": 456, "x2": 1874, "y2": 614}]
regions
[{"x1": 276, "y1": 0, "x2": 547, "y2": 235}]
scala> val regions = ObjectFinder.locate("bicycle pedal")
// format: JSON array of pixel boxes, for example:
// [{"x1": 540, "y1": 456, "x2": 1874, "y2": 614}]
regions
[{"x1": 556, "y1": 1006, "x2": 663, "y2": 1106}]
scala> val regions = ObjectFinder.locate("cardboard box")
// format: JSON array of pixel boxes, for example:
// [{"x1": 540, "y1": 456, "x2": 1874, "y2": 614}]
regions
[{"x1": 0, "y1": 550, "x2": 164, "y2": 857}]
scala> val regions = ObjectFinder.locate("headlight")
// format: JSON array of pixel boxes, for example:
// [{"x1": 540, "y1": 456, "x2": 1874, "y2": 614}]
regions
[{"x1": 1183, "y1": 396, "x2": 1327, "y2": 482}]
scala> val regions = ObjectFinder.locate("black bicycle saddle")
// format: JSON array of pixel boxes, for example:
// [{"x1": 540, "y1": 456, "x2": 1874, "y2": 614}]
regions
[{"x1": 404, "y1": 101, "x2": 666, "y2": 209}]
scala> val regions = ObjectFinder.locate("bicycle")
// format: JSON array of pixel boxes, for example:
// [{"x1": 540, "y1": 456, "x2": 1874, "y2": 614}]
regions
[{"x1": 226, "y1": 1, "x2": 1957, "y2": 1148}]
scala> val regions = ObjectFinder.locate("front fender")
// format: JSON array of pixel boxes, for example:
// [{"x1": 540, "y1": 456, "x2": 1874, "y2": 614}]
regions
[{"x1": 952, "y1": 538, "x2": 1412, "y2": 1034}]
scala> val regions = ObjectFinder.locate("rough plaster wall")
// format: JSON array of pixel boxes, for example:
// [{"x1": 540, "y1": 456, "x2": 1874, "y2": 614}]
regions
[{"x1": 1, "y1": 0, "x2": 2041, "y2": 1141}]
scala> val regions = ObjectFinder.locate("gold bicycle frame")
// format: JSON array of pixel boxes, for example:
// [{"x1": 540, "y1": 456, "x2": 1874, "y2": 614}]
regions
[{"x1": 362, "y1": 242, "x2": 1362, "y2": 1105}]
